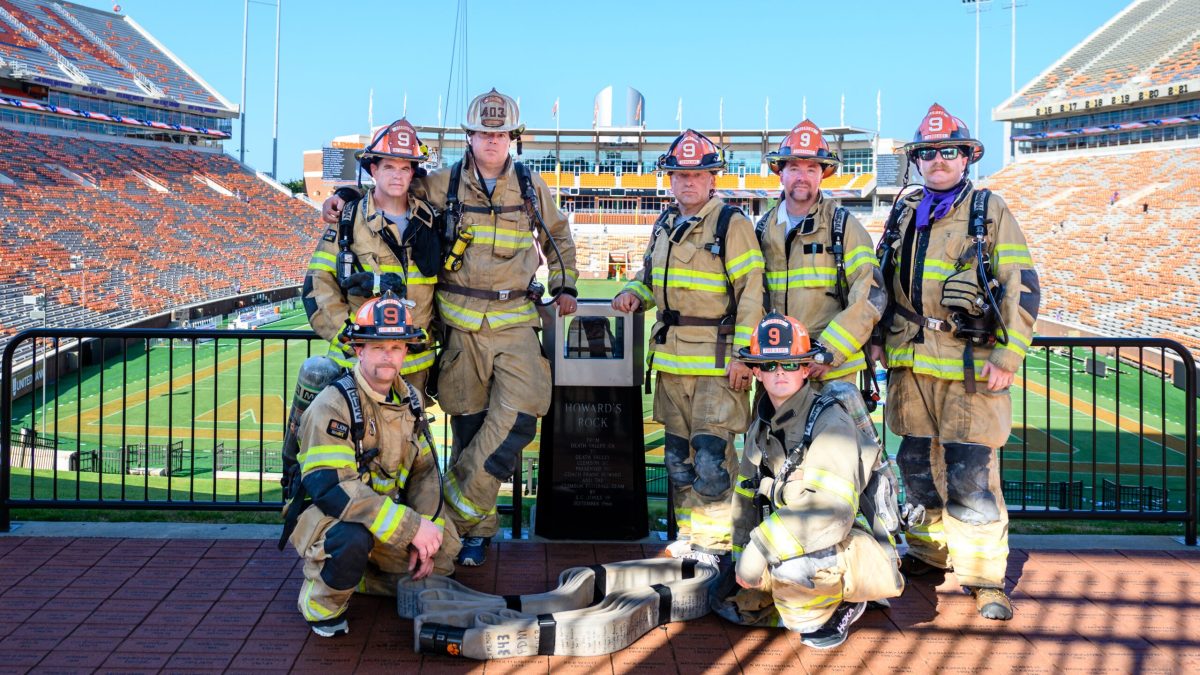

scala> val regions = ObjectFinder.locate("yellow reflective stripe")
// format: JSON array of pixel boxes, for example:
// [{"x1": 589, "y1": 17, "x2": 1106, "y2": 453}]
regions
[
  {"x1": 948, "y1": 537, "x2": 1009, "y2": 560},
  {"x1": 885, "y1": 348, "x2": 989, "y2": 380},
  {"x1": 922, "y1": 259, "x2": 957, "y2": 281},
  {"x1": 444, "y1": 472, "x2": 491, "y2": 524},
  {"x1": 760, "y1": 513, "x2": 805, "y2": 559},
  {"x1": 689, "y1": 510, "x2": 731, "y2": 539},
  {"x1": 735, "y1": 474, "x2": 754, "y2": 499},
  {"x1": 437, "y1": 295, "x2": 485, "y2": 331},
  {"x1": 821, "y1": 321, "x2": 862, "y2": 359},
  {"x1": 650, "y1": 353, "x2": 726, "y2": 376},
  {"x1": 765, "y1": 268, "x2": 837, "y2": 291},
  {"x1": 652, "y1": 267, "x2": 728, "y2": 293},
  {"x1": 300, "y1": 445, "x2": 356, "y2": 471},
  {"x1": 377, "y1": 264, "x2": 405, "y2": 274},
  {"x1": 1001, "y1": 331, "x2": 1032, "y2": 359},
  {"x1": 371, "y1": 475, "x2": 397, "y2": 494},
  {"x1": 369, "y1": 500, "x2": 407, "y2": 543},
  {"x1": 777, "y1": 593, "x2": 842, "y2": 611},
  {"x1": 395, "y1": 465, "x2": 410, "y2": 489},
  {"x1": 725, "y1": 249, "x2": 764, "y2": 281},
  {"x1": 623, "y1": 280, "x2": 653, "y2": 305},
  {"x1": 299, "y1": 579, "x2": 340, "y2": 621},
  {"x1": 843, "y1": 246, "x2": 876, "y2": 276},
  {"x1": 732, "y1": 544, "x2": 744, "y2": 554},
  {"x1": 819, "y1": 354, "x2": 866, "y2": 380},
  {"x1": 486, "y1": 302, "x2": 539, "y2": 328},
  {"x1": 803, "y1": 468, "x2": 859, "y2": 512},
  {"x1": 734, "y1": 325, "x2": 752, "y2": 348},
  {"x1": 995, "y1": 244, "x2": 1032, "y2": 266},
  {"x1": 417, "y1": 436, "x2": 433, "y2": 457},
  {"x1": 400, "y1": 349, "x2": 435, "y2": 374},
  {"x1": 469, "y1": 225, "x2": 534, "y2": 250},
  {"x1": 906, "y1": 521, "x2": 946, "y2": 545},
  {"x1": 675, "y1": 507, "x2": 692, "y2": 529}
]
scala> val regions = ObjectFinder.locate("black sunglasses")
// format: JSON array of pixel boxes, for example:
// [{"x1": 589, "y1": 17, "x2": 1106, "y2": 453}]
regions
[
  {"x1": 755, "y1": 361, "x2": 804, "y2": 372},
  {"x1": 914, "y1": 146, "x2": 965, "y2": 161}
]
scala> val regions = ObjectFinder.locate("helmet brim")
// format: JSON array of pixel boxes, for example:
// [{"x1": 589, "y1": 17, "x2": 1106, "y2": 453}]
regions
[
  {"x1": 735, "y1": 346, "x2": 829, "y2": 365},
  {"x1": 766, "y1": 154, "x2": 840, "y2": 177}
]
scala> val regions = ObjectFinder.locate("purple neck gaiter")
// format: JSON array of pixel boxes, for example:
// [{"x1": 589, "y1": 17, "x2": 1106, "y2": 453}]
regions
[{"x1": 915, "y1": 179, "x2": 968, "y2": 230}]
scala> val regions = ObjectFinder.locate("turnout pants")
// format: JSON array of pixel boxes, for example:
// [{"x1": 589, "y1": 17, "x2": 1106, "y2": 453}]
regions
[
  {"x1": 290, "y1": 506, "x2": 461, "y2": 623},
  {"x1": 655, "y1": 371, "x2": 751, "y2": 553},
  {"x1": 717, "y1": 529, "x2": 903, "y2": 632},
  {"x1": 437, "y1": 324, "x2": 553, "y2": 538},
  {"x1": 885, "y1": 368, "x2": 1011, "y2": 588}
]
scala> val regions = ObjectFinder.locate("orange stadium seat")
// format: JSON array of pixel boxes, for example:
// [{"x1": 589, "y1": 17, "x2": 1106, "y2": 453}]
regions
[
  {"x1": 578, "y1": 173, "x2": 617, "y2": 189},
  {"x1": 743, "y1": 174, "x2": 778, "y2": 190},
  {"x1": 0, "y1": 128, "x2": 319, "y2": 348},
  {"x1": 981, "y1": 145, "x2": 1200, "y2": 354},
  {"x1": 620, "y1": 173, "x2": 658, "y2": 189}
]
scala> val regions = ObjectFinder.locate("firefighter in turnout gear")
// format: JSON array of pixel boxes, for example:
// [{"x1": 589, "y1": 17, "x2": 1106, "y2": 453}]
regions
[
  {"x1": 612, "y1": 129, "x2": 765, "y2": 565},
  {"x1": 714, "y1": 313, "x2": 904, "y2": 649},
  {"x1": 871, "y1": 103, "x2": 1040, "y2": 621},
  {"x1": 282, "y1": 119, "x2": 442, "y2": 484},
  {"x1": 286, "y1": 292, "x2": 460, "y2": 638},
  {"x1": 322, "y1": 89, "x2": 579, "y2": 567},
  {"x1": 757, "y1": 120, "x2": 886, "y2": 386}
]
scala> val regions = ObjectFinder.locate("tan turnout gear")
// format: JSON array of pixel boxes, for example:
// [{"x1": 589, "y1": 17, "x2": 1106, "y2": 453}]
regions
[
  {"x1": 303, "y1": 189, "x2": 439, "y2": 381},
  {"x1": 621, "y1": 196, "x2": 765, "y2": 551},
  {"x1": 878, "y1": 175, "x2": 1040, "y2": 592},
  {"x1": 289, "y1": 364, "x2": 460, "y2": 625},
  {"x1": 719, "y1": 384, "x2": 903, "y2": 632},
  {"x1": 758, "y1": 195, "x2": 885, "y2": 382},
  {"x1": 414, "y1": 148, "x2": 578, "y2": 540}
]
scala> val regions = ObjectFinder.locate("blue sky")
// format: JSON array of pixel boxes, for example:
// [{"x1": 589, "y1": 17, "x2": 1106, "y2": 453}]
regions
[{"x1": 77, "y1": 0, "x2": 1132, "y2": 180}]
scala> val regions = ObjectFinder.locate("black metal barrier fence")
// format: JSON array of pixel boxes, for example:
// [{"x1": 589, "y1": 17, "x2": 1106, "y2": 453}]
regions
[{"x1": 2, "y1": 329, "x2": 1197, "y2": 545}]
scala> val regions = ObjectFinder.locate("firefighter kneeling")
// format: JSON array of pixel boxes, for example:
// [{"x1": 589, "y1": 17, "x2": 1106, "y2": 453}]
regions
[
  {"x1": 282, "y1": 292, "x2": 460, "y2": 638},
  {"x1": 714, "y1": 312, "x2": 904, "y2": 650}
]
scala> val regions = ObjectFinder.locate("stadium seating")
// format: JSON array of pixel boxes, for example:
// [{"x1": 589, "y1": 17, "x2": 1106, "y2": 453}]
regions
[
  {"x1": 0, "y1": 0, "x2": 223, "y2": 108},
  {"x1": 0, "y1": 128, "x2": 318, "y2": 354},
  {"x1": 981, "y1": 145, "x2": 1200, "y2": 352},
  {"x1": 620, "y1": 173, "x2": 659, "y2": 189},
  {"x1": 1004, "y1": 0, "x2": 1199, "y2": 110}
]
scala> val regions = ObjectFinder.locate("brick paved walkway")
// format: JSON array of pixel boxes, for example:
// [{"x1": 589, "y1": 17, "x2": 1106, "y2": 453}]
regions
[{"x1": 0, "y1": 535, "x2": 1197, "y2": 673}]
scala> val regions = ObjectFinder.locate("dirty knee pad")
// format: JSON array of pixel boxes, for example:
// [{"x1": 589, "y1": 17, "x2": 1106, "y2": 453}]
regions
[
  {"x1": 691, "y1": 434, "x2": 732, "y2": 498},
  {"x1": 320, "y1": 522, "x2": 374, "y2": 591},
  {"x1": 896, "y1": 436, "x2": 943, "y2": 510},
  {"x1": 943, "y1": 442, "x2": 1000, "y2": 525},
  {"x1": 451, "y1": 411, "x2": 488, "y2": 455},
  {"x1": 483, "y1": 412, "x2": 537, "y2": 480},
  {"x1": 663, "y1": 433, "x2": 697, "y2": 487}
]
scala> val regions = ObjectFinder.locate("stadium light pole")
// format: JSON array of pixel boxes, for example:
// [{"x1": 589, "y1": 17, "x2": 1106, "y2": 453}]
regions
[
  {"x1": 963, "y1": 0, "x2": 991, "y2": 180},
  {"x1": 239, "y1": 0, "x2": 248, "y2": 164},
  {"x1": 270, "y1": 0, "x2": 280, "y2": 179}
]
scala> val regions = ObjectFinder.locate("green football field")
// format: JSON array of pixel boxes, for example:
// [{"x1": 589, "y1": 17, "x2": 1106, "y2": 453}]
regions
[{"x1": 9, "y1": 279, "x2": 1194, "y2": 511}]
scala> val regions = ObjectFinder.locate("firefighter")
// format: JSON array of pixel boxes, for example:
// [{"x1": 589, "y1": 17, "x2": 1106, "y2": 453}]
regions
[
  {"x1": 611, "y1": 129, "x2": 765, "y2": 567},
  {"x1": 322, "y1": 89, "x2": 579, "y2": 567},
  {"x1": 871, "y1": 103, "x2": 1041, "y2": 621},
  {"x1": 286, "y1": 291, "x2": 459, "y2": 638},
  {"x1": 281, "y1": 119, "x2": 441, "y2": 485},
  {"x1": 757, "y1": 120, "x2": 886, "y2": 388},
  {"x1": 715, "y1": 312, "x2": 904, "y2": 649}
]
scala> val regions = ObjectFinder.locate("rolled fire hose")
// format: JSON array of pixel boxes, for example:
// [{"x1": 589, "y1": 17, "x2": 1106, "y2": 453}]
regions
[{"x1": 397, "y1": 557, "x2": 718, "y2": 659}]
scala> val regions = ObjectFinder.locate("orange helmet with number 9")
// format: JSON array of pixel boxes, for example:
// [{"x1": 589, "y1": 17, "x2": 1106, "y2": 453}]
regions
[
  {"x1": 903, "y1": 103, "x2": 984, "y2": 164},
  {"x1": 658, "y1": 129, "x2": 725, "y2": 172},
  {"x1": 766, "y1": 120, "x2": 840, "y2": 177},
  {"x1": 347, "y1": 291, "x2": 424, "y2": 342},
  {"x1": 737, "y1": 311, "x2": 830, "y2": 364}
]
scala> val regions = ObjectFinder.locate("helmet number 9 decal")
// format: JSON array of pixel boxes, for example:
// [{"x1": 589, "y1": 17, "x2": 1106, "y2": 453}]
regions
[
  {"x1": 382, "y1": 305, "x2": 401, "y2": 325},
  {"x1": 681, "y1": 140, "x2": 697, "y2": 158},
  {"x1": 799, "y1": 132, "x2": 811, "y2": 148},
  {"x1": 392, "y1": 131, "x2": 411, "y2": 149},
  {"x1": 767, "y1": 327, "x2": 782, "y2": 346},
  {"x1": 928, "y1": 115, "x2": 944, "y2": 132}
]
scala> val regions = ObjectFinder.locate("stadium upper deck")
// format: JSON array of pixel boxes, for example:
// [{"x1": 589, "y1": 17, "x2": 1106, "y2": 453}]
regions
[
  {"x1": 304, "y1": 123, "x2": 907, "y2": 219},
  {"x1": 995, "y1": 0, "x2": 1200, "y2": 161},
  {"x1": 0, "y1": 0, "x2": 236, "y2": 144}
]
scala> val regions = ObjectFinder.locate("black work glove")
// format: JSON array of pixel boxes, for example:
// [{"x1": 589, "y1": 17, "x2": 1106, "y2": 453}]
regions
[{"x1": 340, "y1": 272, "x2": 406, "y2": 297}]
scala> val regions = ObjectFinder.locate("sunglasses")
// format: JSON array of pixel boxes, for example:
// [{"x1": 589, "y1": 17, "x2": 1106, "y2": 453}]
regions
[
  {"x1": 755, "y1": 361, "x2": 805, "y2": 372},
  {"x1": 914, "y1": 146, "x2": 966, "y2": 161}
]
